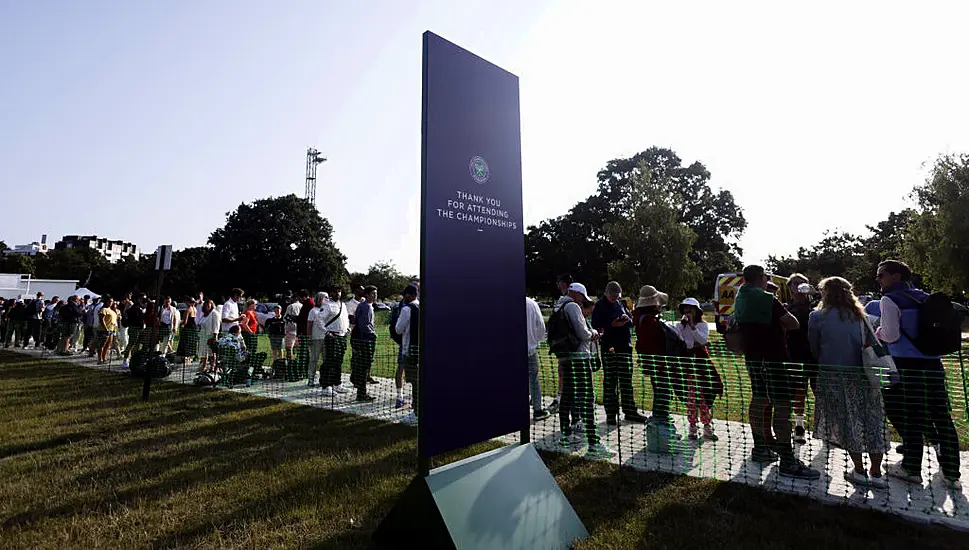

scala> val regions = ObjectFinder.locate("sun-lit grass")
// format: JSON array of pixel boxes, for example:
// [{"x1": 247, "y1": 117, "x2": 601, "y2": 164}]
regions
[{"x1": 2, "y1": 351, "x2": 969, "y2": 549}]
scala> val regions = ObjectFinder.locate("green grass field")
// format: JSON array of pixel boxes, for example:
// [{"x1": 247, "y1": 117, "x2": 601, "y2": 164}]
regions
[{"x1": 2, "y1": 351, "x2": 969, "y2": 549}]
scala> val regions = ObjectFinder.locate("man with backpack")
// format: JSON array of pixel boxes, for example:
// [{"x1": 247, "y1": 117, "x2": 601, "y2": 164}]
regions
[
  {"x1": 394, "y1": 284, "x2": 420, "y2": 423},
  {"x1": 735, "y1": 265, "x2": 819, "y2": 480},
  {"x1": 389, "y1": 282, "x2": 419, "y2": 408},
  {"x1": 547, "y1": 274, "x2": 574, "y2": 413},
  {"x1": 547, "y1": 282, "x2": 612, "y2": 459},
  {"x1": 876, "y1": 260, "x2": 962, "y2": 489}
]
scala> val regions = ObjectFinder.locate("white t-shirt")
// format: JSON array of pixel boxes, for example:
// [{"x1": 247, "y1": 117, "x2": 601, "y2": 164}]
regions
[
  {"x1": 221, "y1": 298, "x2": 240, "y2": 331},
  {"x1": 346, "y1": 298, "x2": 360, "y2": 318},
  {"x1": 671, "y1": 320, "x2": 709, "y2": 349},
  {"x1": 312, "y1": 301, "x2": 349, "y2": 339}
]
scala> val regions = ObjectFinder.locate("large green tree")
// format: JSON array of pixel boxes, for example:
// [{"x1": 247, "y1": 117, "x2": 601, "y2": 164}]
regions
[
  {"x1": 34, "y1": 248, "x2": 107, "y2": 285},
  {"x1": 766, "y1": 210, "x2": 916, "y2": 294},
  {"x1": 605, "y1": 165, "x2": 701, "y2": 299},
  {"x1": 905, "y1": 154, "x2": 969, "y2": 297},
  {"x1": 349, "y1": 261, "x2": 413, "y2": 298},
  {"x1": 1, "y1": 253, "x2": 35, "y2": 277},
  {"x1": 525, "y1": 147, "x2": 745, "y2": 298},
  {"x1": 208, "y1": 194, "x2": 347, "y2": 298}
]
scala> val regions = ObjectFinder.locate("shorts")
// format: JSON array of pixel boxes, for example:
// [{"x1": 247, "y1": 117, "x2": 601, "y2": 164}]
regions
[
  {"x1": 746, "y1": 359, "x2": 800, "y2": 403},
  {"x1": 269, "y1": 335, "x2": 283, "y2": 350}
]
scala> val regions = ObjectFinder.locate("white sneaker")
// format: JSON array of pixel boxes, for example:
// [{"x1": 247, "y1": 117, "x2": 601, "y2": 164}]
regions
[
  {"x1": 321, "y1": 386, "x2": 334, "y2": 397},
  {"x1": 586, "y1": 443, "x2": 614, "y2": 460},
  {"x1": 886, "y1": 463, "x2": 923, "y2": 484},
  {"x1": 845, "y1": 469, "x2": 870, "y2": 486},
  {"x1": 333, "y1": 384, "x2": 350, "y2": 394}
]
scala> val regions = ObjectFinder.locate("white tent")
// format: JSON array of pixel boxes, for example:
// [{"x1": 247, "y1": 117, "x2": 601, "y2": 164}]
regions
[{"x1": 73, "y1": 287, "x2": 100, "y2": 299}]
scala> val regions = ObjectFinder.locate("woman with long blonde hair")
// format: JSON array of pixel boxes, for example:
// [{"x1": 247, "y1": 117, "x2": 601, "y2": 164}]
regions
[{"x1": 808, "y1": 276, "x2": 890, "y2": 488}]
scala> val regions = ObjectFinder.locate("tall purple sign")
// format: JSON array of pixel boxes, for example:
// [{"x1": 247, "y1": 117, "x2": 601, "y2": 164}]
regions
[{"x1": 419, "y1": 31, "x2": 527, "y2": 459}]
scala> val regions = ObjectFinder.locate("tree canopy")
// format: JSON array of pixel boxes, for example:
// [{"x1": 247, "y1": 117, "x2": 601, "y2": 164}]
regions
[
  {"x1": 526, "y1": 147, "x2": 745, "y2": 299},
  {"x1": 208, "y1": 194, "x2": 347, "y2": 298}
]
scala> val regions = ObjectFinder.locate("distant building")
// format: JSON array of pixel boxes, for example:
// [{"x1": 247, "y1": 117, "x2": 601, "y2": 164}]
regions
[
  {"x1": 54, "y1": 235, "x2": 138, "y2": 264},
  {"x1": 3, "y1": 235, "x2": 51, "y2": 257}
]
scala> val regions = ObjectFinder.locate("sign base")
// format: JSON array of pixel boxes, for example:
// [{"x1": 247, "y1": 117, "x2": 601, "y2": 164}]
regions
[{"x1": 372, "y1": 443, "x2": 587, "y2": 550}]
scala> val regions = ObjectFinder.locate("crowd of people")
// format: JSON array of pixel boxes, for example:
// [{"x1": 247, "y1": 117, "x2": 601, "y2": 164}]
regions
[
  {"x1": 531, "y1": 260, "x2": 964, "y2": 490},
  {"x1": 2, "y1": 259, "x2": 964, "y2": 488},
  {"x1": 0, "y1": 281, "x2": 423, "y2": 422}
]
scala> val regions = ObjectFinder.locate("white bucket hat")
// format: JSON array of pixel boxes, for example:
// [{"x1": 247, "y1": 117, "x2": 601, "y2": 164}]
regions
[{"x1": 679, "y1": 297, "x2": 702, "y2": 313}]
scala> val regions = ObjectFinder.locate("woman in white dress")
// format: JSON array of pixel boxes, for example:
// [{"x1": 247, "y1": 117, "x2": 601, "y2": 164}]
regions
[{"x1": 196, "y1": 300, "x2": 220, "y2": 371}]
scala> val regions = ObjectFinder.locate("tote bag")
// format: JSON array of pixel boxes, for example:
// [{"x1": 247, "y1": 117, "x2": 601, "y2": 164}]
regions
[{"x1": 860, "y1": 316, "x2": 898, "y2": 389}]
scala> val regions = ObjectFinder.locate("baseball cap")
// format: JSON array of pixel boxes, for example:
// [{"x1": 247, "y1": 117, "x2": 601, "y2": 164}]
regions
[{"x1": 567, "y1": 283, "x2": 593, "y2": 303}]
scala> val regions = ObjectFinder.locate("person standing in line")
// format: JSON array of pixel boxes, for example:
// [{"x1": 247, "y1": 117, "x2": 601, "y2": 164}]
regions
[
  {"x1": 113, "y1": 294, "x2": 131, "y2": 358},
  {"x1": 121, "y1": 295, "x2": 147, "y2": 368},
  {"x1": 395, "y1": 284, "x2": 421, "y2": 423},
  {"x1": 785, "y1": 274, "x2": 818, "y2": 445},
  {"x1": 548, "y1": 273, "x2": 574, "y2": 413},
  {"x1": 876, "y1": 260, "x2": 962, "y2": 489},
  {"x1": 350, "y1": 285, "x2": 378, "y2": 402},
  {"x1": 306, "y1": 292, "x2": 329, "y2": 386},
  {"x1": 221, "y1": 288, "x2": 245, "y2": 335},
  {"x1": 25, "y1": 292, "x2": 45, "y2": 348},
  {"x1": 672, "y1": 297, "x2": 722, "y2": 441},
  {"x1": 556, "y1": 282, "x2": 612, "y2": 458},
  {"x1": 57, "y1": 296, "x2": 84, "y2": 355},
  {"x1": 177, "y1": 297, "x2": 198, "y2": 363},
  {"x1": 295, "y1": 289, "x2": 315, "y2": 379},
  {"x1": 632, "y1": 285, "x2": 674, "y2": 429},
  {"x1": 156, "y1": 297, "x2": 177, "y2": 353},
  {"x1": 735, "y1": 265, "x2": 820, "y2": 480},
  {"x1": 83, "y1": 297, "x2": 102, "y2": 356},
  {"x1": 196, "y1": 299, "x2": 220, "y2": 371},
  {"x1": 239, "y1": 299, "x2": 260, "y2": 353},
  {"x1": 264, "y1": 304, "x2": 286, "y2": 363},
  {"x1": 808, "y1": 276, "x2": 890, "y2": 488},
  {"x1": 42, "y1": 297, "x2": 60, "y2": 349},
  {"x1": 389, "y1": 287, "x2": 411, "y2": 408},
  {"x1": 318, "y1": 287, "x2": 351, "y2": 397},
  {"x1": 526, "y1": 296, "x2": 551, "y2": 421},
  {"x1": 283, "y1": 293, "x2": 302, "y2": 361},
  {"x1": 97, "y1": 296, "x2": 118, "y2": 364},
  {"x1": 592, "y1": 281, "x2": 647, "y2": 426}
]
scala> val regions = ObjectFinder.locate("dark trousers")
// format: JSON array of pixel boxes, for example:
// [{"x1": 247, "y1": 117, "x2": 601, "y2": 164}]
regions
[
  {"x1": 602, "y1": 349, "x2": 637, "y2": 417},
  {"x1": 322, "y1": 334, "x2": 348, "y2": 388},
  {"x1": 884, "y1": 357, "x2": 961, "y2": 479},
  {"x1": 350, "y1": 338, "x2": 376, "y2": 395},
  {"x1": 640, "y1": 354, "x2": 673, "y2": 421},
  {"x1": 559, "y1": 355, "x2": 599, "y2": 447},
  {"x1": 26, "y1": 319, "x2": 42, "y2": 347},
  {"x1": 402, "y1": 352, "x2": 419, "y2": 404}
]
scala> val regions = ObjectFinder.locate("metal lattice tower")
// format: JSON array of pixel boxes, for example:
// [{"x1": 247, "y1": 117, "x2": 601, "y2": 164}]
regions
[{"x1": 305, "y1": 147, "x2": 327, "y2": 204}]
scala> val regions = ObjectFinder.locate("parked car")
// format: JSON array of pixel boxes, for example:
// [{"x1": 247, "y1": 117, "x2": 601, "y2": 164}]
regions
[
  {"x1": 254, "y1": 302, "x2": 279, "y2": 328},
  {"x1": 374, "y1": 302, "x2": 391, "y2": 312}
]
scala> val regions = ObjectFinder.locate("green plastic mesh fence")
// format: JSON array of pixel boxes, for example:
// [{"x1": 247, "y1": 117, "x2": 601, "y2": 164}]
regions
[{"x1": 6, "y1": 313, "x2": 969, "y2": 528}]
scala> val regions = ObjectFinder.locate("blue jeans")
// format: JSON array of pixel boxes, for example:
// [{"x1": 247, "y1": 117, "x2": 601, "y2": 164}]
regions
[{"x1": 528, "y1": 353, "x2": 543, "y2": 413}]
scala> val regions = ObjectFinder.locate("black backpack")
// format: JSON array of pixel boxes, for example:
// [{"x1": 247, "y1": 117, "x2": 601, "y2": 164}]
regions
[
  {"x1": 547, "y1": 306, "x2": 579, "y2": 356},
  {"x1": 388, "y1": 303, "x2": 404, "y2": 345},
  {"x1": 894, "y1": 290, "x2": 963, "y2": 356},
  {"x1": 661, "y1": 322, "x2": 689, "y2": 357}
]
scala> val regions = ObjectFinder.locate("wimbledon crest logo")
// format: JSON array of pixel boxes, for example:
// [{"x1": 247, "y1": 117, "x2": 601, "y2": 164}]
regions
[{"x1": 469, "y1": 155, "x2": 490, "y2": 184}]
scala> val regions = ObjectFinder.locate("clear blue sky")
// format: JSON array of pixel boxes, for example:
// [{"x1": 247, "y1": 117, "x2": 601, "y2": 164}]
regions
[{"x1": 3, "y1": 1, "x2": 968, "y2": 278}]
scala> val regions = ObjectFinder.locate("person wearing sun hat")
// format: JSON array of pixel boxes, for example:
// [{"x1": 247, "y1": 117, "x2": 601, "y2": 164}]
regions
[
  {"x1": 632, "y1": 284, "x2": 677, "y2": 432},
  {"x1": 671, "y1": 297, "x2": 724, "y2": 441}
]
